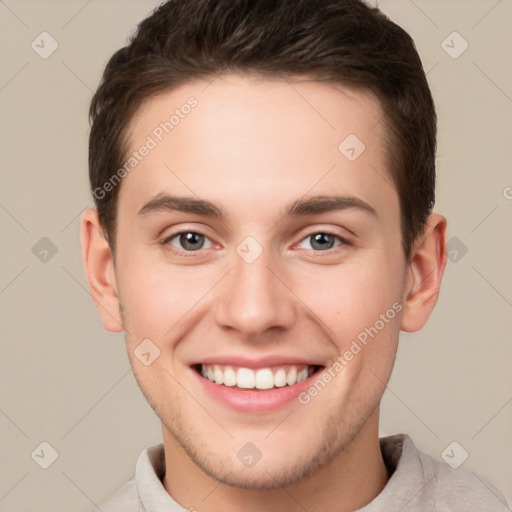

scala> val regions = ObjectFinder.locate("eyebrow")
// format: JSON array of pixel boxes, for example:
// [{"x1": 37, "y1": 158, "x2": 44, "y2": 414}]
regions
[{"x1": 137, "y1": 193, "x2": 378, "y2": 220}]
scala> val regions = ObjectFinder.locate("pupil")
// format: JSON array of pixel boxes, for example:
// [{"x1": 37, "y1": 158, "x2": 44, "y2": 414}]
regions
[
  {"x1": 182, "y1": 232, "x2": 203, "y2": 250},
  {"x1": 312, "y1": 233, "x2": 334, "y2": 250}
]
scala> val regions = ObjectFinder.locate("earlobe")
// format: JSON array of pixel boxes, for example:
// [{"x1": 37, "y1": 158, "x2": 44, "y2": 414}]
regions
[
  {"x1": 401, "y1": 213, "x2": 447, "y2": 332},
  {"x1": 80, "y1": 209, "x2": 124, "y2": 332}
]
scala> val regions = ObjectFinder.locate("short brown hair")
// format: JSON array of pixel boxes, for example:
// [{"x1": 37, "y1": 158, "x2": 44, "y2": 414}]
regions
[{"x1": 89, "y1": 0, "x2": 436, "y2": 259}]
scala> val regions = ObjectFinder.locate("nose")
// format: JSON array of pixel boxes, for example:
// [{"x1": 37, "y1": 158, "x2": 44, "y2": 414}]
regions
[{"x1": 213, "y1": 245, "x2": 297, "y2": 341}]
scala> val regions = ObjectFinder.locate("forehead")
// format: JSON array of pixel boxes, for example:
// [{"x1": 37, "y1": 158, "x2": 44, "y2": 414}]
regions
[{"x1": 119, "y1": 74, "x2": 397, "y2": 226}]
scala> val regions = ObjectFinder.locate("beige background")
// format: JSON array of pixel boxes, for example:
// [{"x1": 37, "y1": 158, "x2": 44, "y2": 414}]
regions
[{"x1": 0, "y1": 0, "x2": 511, "y2": 510}]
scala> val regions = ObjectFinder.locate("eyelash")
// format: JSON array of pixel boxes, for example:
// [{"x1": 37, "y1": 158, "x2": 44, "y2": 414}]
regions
[{"x1": 161, "y1": 230, "x2": 350, "y2": 258}]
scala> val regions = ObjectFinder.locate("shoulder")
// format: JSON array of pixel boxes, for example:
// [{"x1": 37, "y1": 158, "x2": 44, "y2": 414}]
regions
[
  {"x1": 84, "y1": 442, "x2": 167, "y2": 512},
  {"x1": 404, "y1": 435, "x2": 510, "y2": 511},
  {"x1": 85, "y1": 477, "x2": 141, "y2": 512}
]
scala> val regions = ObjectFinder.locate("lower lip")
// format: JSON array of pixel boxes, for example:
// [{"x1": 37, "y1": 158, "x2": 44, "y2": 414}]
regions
[{"x1": 191, "y1": 367, "x2": 322, "y2": 413}]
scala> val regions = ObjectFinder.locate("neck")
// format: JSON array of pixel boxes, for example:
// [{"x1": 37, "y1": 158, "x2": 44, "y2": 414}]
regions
[{"x1": 161, "y1": 410, "x2": 389, "y2": 512}]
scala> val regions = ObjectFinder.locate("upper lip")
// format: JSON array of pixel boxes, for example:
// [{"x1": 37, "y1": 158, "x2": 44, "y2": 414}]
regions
[{"x1": 190, "y1": 355, "x2": 325, "y2": 368}]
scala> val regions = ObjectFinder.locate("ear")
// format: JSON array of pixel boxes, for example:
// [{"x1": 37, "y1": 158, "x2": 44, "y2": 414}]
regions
[
  {"x1": 80, "y1": 209, "x2": 124, "y2": 332},
  {"x1": 401, "y1": 213, "x2": 447, "y2": 332}
]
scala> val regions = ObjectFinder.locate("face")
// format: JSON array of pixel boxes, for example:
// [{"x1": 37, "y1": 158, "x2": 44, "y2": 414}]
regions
[{"x1": 97, "y1": 74, "x2": 411, "y2": 488}]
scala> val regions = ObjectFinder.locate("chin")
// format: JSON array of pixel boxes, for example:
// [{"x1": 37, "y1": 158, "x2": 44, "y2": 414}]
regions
[{"x1": 196, "y1": 454, "x2": 318, "y2": 490}]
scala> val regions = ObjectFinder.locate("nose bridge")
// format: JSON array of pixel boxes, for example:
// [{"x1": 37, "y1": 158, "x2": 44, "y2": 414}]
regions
[{"x1": 214, "y1": 239, "x2": 296, "y2": 339}]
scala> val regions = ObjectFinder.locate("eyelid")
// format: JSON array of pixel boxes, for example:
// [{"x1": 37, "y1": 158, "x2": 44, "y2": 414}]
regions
[
  {"x1": 162, "y1": 226, "x2": 351, "y2": 257},
  {"x1": 292, "y1": 230, "x2": 350, "y2": 252},
  {"x1": 162, "y1": 229, "x2": 215, "y2": 252},
  {"x1": 293, "y1": 224, "x2": 352, "y2": 245}
]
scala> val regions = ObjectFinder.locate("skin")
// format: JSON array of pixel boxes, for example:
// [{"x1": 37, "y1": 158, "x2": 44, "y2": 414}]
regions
[{"x1": 81, "y1": 74, "x2": 447, "y2": 512}]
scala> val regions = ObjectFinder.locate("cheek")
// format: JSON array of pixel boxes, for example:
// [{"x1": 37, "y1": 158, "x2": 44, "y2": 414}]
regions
[
  {"x1": 339, "y1": 259, "x2": 403, "y2": 369},
  {"x1": 115, "y1": 252, "x2": 176, "y2": 336},
  {"x1": 116, "y1": 253, "x2": 215, "y2": 340},
  {"x1": 302, "y1": 258, "x2": 404, "y2": 381},
  {"x1": 314, "y1": 259, "x2": 402, "y2": 328}
]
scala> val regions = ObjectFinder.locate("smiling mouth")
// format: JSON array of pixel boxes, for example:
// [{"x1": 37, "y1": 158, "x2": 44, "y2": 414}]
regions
[{"x1": 192, "y1": 363, "x2": 324, "y2": 391}]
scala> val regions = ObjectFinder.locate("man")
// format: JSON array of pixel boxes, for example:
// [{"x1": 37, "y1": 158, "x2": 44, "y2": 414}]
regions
[{"x1": 81, "y1": 0, "x2": 509, "y2": 510}]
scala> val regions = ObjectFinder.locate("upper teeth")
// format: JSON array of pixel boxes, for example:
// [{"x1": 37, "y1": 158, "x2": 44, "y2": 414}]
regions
[{"x1": 200, "y1": 364, "x2": 314, "y2": 389}]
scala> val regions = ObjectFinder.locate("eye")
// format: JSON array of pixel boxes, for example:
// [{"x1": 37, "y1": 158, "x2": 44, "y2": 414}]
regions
[
  {"x1": 296, "y1": 232, "x2": 348, "y2": 252},
  {"x1": 162, "y1": 229, "x2": 349, "y2": 257},
  {"x1": 164, "y1": 231, "x2": 214, "y2": 254}
]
